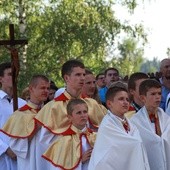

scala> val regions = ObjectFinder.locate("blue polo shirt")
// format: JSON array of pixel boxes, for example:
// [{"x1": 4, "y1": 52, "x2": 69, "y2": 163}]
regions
[{"x1": 99, "y1": 86, "x2": 108, "y2": 104}]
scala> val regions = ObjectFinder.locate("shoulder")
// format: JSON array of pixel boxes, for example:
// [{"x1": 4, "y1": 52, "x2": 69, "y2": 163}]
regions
[{"x1": 18, "y1": 98, "x2": 27, "y2": 107}]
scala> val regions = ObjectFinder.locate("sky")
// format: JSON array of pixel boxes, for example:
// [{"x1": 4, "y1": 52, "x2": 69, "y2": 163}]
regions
[{"x1": 114, "y1": 0, "x2": 170, "y2": 61}]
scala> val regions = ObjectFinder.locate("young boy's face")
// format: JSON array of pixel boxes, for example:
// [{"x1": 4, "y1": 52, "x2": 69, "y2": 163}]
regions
[
  {"x1": 107, "y1": 91, "x2": 129, "y2": 118},
  {"x1": 141, "y1": 87, "x2": 161, "y2": 109},
  {"x1": 68, "y1": 103, "x2": 88, "y2": 130}
]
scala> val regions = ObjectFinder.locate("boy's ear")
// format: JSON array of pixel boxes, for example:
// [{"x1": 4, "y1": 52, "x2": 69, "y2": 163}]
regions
[
  {"x1": 106, "y1": 100, "x2": 111, "y2": 109},
  {"x1": 64, "y1": 75, "x2": 69, "y2": 83},
  {"x1": 0, "y1": 76, "x2": 3, "y2": 83},
  {"x1": 140, "y1": 95, "x2": 146, "y2": 103},
  {"x1": 129, "y1": 89, "x2": 135, "y2": 95}
]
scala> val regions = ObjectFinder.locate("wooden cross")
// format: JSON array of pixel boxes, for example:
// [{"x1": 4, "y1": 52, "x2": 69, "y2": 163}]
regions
[{"x1": 0, "y1": 24, "x2": 28, "y2": 111}]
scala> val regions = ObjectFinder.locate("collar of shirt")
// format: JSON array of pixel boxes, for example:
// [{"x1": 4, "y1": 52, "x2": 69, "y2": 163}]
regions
[
  {"x1": 108, "y1": 110, "x2": 126, "y2": 122},
  {"x1": 132, "y1": 101, "x2": 141, "y2": 112},
  {"x1": 0, "y1": 90, "x2": 9, "y2": 99},
  {"x1": 28, "y1": 100, "x2": 43, "y2": 110}
]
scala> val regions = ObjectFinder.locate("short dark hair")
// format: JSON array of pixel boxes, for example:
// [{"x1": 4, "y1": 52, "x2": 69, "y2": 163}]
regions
[
  {"x1": 85, "y1": 69, "x2": 93, "y2": 75},
  {"x1": 0, "y1": 62, "x2": 11, "y2": 77},
  {"x1": 104, "y1": 67, "x2": 119, "y2": 76},
  {"x1": 29, "y1": 75, "x2": 49, "y2": 87},
  {"x1": 139, "y1": 79, "x2": 161, "y2": 96},
  {"x1": 96, "y1": 73, "x2": 105, "y2": 80},
  {"x1": 106, "y1": 81, "x2": 128, "y2": 101},
  {"x1": 61, "y1": 59, "x2": 85, "y2": 78},
  {"x1": 50, "y1": 80, "x2": 58, "y2": 91},
  {"x1": 128, "y1": 72, "x2": 149, "y2": 90},
  {"x1": 67, "y1": 98, "x2": 87, "y2": 115}
]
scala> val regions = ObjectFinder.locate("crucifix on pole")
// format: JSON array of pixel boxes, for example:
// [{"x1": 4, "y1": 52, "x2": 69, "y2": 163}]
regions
[{"x1": 0, "y1": 24, "x2": 28, "y2": 111}]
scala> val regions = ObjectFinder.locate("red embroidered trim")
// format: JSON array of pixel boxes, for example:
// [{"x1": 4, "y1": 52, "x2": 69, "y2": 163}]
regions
[
  {"x1": 19, "y1": 104, "x2": 32, "y2": 111},
  {"x1": 54, "y1": 93, "x2": 68, "y2": 101},
  {"x1": 128, "y1": 105, "x2": 135, "y2": 111}
]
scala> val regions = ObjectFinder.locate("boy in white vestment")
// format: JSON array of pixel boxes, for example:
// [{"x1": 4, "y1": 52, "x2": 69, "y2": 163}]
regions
[
  {"x1": 88, "y1": 82, "x2": 150, "y2": 170},
  {"x1": 131, "y1": 79, "x2": 170, "y2": 170},
  {"x1": 42, "y1": 99, "x2": 96, "y2": 170}
]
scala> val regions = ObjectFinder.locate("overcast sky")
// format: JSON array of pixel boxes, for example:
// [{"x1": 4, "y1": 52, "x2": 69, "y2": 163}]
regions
[{"x1": 114, "y1": 0, "x2": 170, "y2": 61}]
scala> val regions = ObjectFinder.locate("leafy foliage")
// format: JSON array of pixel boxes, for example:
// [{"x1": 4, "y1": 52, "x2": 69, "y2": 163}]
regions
[{"x1": 0, "y1": 0, "x2": 148, "y2": 93}]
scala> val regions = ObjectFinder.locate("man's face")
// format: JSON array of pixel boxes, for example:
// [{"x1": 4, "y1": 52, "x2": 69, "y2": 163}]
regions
[
  {"x1": 0, "y1": 68, "x2": 12, "y2": 89},
  {"x1": 30, "y1": 79, "x2": 50, "y2": 103},
  {"x1": 161, "y1": 59, "x2": 170, "y2": 79},
  {"x1": 96, "y1": 75, "x2": 105, "y2": 88},
  {"x1": 82, "y1": 74, "x2": 96, "y2": 97},
  {"x1": 64, "y1": 67, "x2": 85, "y2": 91},
  {"x1": 105, "y1": 69, "x2": 119, "y2": 87},
  {"x1": 68, "y1": 103, "x2": 88, "y2": 130}
]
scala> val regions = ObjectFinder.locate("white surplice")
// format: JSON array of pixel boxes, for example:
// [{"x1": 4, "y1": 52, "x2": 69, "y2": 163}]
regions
[
  {"x1": 10, "y1": 136, "x2": 36, "y2": 170},
  {"x1": 88, "y1": 110, "x2": 150, "y2": 170},
  {"x1": 0, "y1": 90, "x2": 26, "y2": 170},
  {"x1": 36, "y1": 127, "x2": 58, "y2": 170},
  {"x1": 131, "y1": 106, "x2": 170, "y2": 170}
]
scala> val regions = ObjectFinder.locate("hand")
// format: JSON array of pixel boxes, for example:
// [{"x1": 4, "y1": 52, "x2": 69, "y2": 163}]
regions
[
  {"x1": 82, "y1": 148, "x2": 93, "y2": 163},
  {"x1": 6, "y1": 147, "x2": 17, "y2": 161}
]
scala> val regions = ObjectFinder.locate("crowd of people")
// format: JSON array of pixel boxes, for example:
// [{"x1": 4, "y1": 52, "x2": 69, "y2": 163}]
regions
[{"x1": 0, "y1": 58, "x2": 170, "y2": 170}]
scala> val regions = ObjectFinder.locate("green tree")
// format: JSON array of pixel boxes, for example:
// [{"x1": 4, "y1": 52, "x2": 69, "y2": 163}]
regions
[
  {"x1": 0, "y1": 0, "x2": 147, "y2": 93},
  {"x1": 140, "y1": 57, "x2": 160, "y2": 74},
  {"x1": 116, "y1": 37, "x2": 144, "y2": 76}
]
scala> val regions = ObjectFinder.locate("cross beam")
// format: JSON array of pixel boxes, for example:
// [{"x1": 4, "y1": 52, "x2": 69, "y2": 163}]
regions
[{"x1": 0, "y1": 24, "x2": 28, "y2": 111}]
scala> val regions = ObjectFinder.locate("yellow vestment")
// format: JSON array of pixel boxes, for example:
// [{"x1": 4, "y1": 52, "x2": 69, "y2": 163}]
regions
[
  {"x1": 1, "y1": 102, "x2": 40, "y2": 138},
  {"x1": 42, "y1": 125, "x2": 96, "y2": 170},
  {"x1": 34, "y1": 91, "x2": 106, "y2": 134}
]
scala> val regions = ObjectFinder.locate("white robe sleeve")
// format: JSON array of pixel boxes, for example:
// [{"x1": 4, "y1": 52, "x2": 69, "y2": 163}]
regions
[
  {"x1": 10, "y1": 138, "x2": 28, "y2": 159},
  {"x1": 0, "y1": 133, "x2": 9, "y2": 155}
]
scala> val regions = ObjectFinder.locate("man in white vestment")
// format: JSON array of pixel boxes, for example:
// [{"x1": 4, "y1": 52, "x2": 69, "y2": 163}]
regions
[
  {"x1": 0, "y1": 62, "x2": 26, "y2": 170},
  {"x1": 88, "y1": 82, "x2": 150, "y2": 170},
  {"x1": 1, "y1": 75, "x2": 50, "y2": 170}
]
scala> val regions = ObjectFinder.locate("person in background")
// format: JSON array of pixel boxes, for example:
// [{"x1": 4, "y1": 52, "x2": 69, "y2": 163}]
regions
[
  {"x1": 45, "y1": 80, "x2": 58, "y2": 103},
  {"x1": 125, "y1": 72, "x2": 149, "y2": 118},
  {"x1": 0, "y1": 62, "x2": 26, "y2": 170},
  {"x1": 131, "y1": 79, "x2": 170, "y2": 170},
  {"x1": 43, "y1": 99, "x2": 96, "y2": 170},
  {"x1": 81, "y1": 69, "x2": 101, "y2": 104},
  {"x1": 99, "y1": 67, "x2": 119, "y2": 106},
  {"x1": 88, "y1": 82, "x2": 150, "y2": 170},
  {"x1": 95, "y1": 73, "x2": 105, "y2": 90},
  {"x1": 159, "y1": 58, "x2": 170, "y2": 111},
  {"x1": 21, "y1": 87, "x2": 30, "y2": 101}
]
